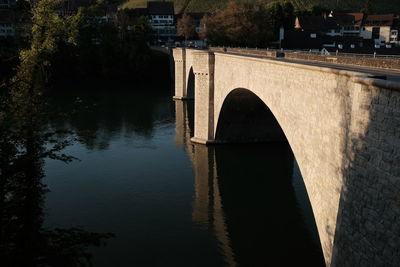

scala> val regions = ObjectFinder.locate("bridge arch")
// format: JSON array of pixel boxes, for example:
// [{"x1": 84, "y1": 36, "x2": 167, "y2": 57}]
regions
[
  {"x1": 215, "y1": 88, "x2": 286, "y2": 143},
  {"x1": 186, "y1": 67, "x2": 195, "y2": 99},
  {"x1": 215, "y1": 86, "x2": 325, "y2": 252},
  {"x1": 189, "y1": 50, "x2": 350, "y2": 264},
  {"x1": 208, "y1": 56, "x2": 346, "y2": 264}
]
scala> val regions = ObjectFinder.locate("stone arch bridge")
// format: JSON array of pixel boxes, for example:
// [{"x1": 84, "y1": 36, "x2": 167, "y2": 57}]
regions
[{"x1": 173, "y1": 48, "x2": 400, "y2": 266}]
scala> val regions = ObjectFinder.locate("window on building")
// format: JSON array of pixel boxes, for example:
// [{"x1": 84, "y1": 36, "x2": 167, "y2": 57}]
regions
[{"x1": 372, "y1": 27, "x2": 380, "y2": 39}]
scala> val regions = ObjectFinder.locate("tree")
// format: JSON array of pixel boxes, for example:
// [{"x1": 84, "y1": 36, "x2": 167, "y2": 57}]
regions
[
  {"x1": 282, "y1": 1, "x2": 295, "y2": 30},
  {"x1": 309, "y1": 5, "x2": 328, "y2": 16},
  {"x1": 201, "y1": 1, "x2": 277, "y2": 47},
  {"x1": 361, "y1": 0, "x2": 373, "y2": 14},
  {"x1": 0, "y1": 2, "x2": 114, "y2": 264},
  {"x1": 177, "y1": 14, "x2": 197, "y2": 40}
]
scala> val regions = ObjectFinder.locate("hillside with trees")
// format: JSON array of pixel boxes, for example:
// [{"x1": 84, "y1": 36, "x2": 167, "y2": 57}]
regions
[
  {"x1": 199, "y1": 1, "x2": 295, "y2": 47},
  {"x1": 121, "y1": 0, "x2": 400, "y2": 14}
]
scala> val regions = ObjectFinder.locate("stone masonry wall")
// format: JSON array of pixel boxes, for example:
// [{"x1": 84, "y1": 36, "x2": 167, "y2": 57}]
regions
[{"x1": 331, "y1": 80, "x2": 400, "y2": 266}]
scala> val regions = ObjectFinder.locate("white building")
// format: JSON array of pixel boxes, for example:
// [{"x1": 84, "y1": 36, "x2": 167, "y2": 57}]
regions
[
  {"x1": 360, "y1": 14, "x2": 399, "y2": 45},
  {"x1": 147, "y1": 1, "x2": 176, "y2": 41}
]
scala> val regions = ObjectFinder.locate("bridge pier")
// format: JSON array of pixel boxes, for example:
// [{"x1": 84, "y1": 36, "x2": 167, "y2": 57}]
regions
[
  {"x1": 172, "y1": 48, "x2": 187, "y2": 100},
  {"x1": 172, "y1": 48, "x2": 195, "y2": 100},
  {"x1": 190, "y1": 51, "x2": 216, "y2": 145}
]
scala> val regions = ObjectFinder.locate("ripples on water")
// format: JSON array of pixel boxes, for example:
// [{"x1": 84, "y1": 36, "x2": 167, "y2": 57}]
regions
[{"x1": 40, "y1": 85, "x2": 325, "y2": 266}]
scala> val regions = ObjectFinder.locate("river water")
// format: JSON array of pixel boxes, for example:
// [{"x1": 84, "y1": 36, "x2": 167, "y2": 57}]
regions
[{"x1": 42, "y1": 83, "x2": 325, "y2": 266}]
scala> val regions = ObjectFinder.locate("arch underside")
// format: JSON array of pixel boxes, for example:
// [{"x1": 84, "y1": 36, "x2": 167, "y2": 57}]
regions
[
  {"x1": 215, "y1": 88, "x2": 286, "y2": 143},
  {"x1": 186, "y1": 67, "x2": 195, "y2": 99},
  {"x1": 184, "y1": 50, "x2": 195, "y2": 99},
  {"x1": 214, "y1": 87, "x2": 326, "y2": 264}
]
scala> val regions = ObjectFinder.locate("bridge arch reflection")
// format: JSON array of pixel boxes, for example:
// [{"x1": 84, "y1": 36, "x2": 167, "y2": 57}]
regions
[{"x1": 175, "y1": 100, "x2": 326, "y2": 266}]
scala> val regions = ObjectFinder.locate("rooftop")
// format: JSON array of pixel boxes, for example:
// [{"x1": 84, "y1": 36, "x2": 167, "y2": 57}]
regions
[
  {"x1": 364, "y1": 14, "x2": 396, "y2": 26},
  {"x1": 295, "y1": 16, "x2": 327, "y2": 32},
  {"x1": 147, "y1": 1, "x2": 174, "y2": 15},
  {"x1": 333, "y1": 13, "x2": 364, "y2": 26}
]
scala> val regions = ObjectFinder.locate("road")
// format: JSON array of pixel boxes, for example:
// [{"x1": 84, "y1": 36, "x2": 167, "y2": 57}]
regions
[{"x1": 280, "y1": 57, "x2": 400, "y2": 82}]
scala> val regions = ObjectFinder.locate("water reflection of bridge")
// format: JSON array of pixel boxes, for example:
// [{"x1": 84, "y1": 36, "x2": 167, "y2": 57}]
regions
[
  {"x1": 174, "y1": 101, "x2": 325, "y2": 267},
  {"x1": 175, "y1": 100, "x2": 237, "y2": 266}
]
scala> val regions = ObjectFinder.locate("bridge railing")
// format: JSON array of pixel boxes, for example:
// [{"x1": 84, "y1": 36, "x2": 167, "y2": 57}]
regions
[
  {"x1": 208, "y1": 46, "x2": 400, "y2": 71},
  {"x1": 210, "y1": 46, "x2": 400, "y2": 59}
]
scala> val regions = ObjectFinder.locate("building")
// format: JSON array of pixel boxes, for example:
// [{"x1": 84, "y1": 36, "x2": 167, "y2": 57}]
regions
[
  {"x1": 147, "y1": 1, "x2": 176, "y2": 42},
  {"x1": 286, "y1": 11, "x2": 400, "y2": 51},
  {"x1": 57, "y1": 0, "x2": 117, "y2": 23},
  {"x1": 0, "y1": 1, "x2": 16, "y2": 38},
  {"x1": 0, "y1": 0, "x2": 15, "y2": 9},
  {"x1": 0, "y1": 10, "x2": 14, "y2": 38},
  {"x1": 361, "y1": 14, "x2": 399, "y2": 46},
  {"x1": 333, "y1": 12, "x2": 364, "y2": 37},
  {"x1": 294, "y1": 15, "x2": 327, "y2": 34}
]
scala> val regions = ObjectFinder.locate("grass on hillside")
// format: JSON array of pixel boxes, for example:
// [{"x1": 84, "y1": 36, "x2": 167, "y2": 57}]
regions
[{"x1": 120, "y1": 0, "x2": 187, "y2": 12}]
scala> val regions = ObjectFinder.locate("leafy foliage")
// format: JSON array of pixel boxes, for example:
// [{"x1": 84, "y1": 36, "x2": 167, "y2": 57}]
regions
[
  {"x1": 0, "y1": 1, "x2": 116, "y2": 265},
  {"x1": 201, "y1": 1, "x2": 294, "y2": 47},
  {"x1": 177, "y1": 14, "x2": 197, "y2": 40},
  {"x1": 120, "y1": 0, "x2": 400, "y2": 14}
]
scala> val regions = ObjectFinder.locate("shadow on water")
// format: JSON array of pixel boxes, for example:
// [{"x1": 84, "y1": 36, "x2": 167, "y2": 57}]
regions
[
  {"x1": 1, "y1": 81, "x2": 179, "y2": 266},
  {"x1": 177, "y1": 100, "x2": 326, "y2": 266},
  {"x1": 214, "y1": 144, "x2": 325, "y2": 266},
  {"x1": 0, "y1": 134, "x2": 114, "y2": 267},
  {"x1": 47, "y1": 81, "x2": 174, "y2": 150}
]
